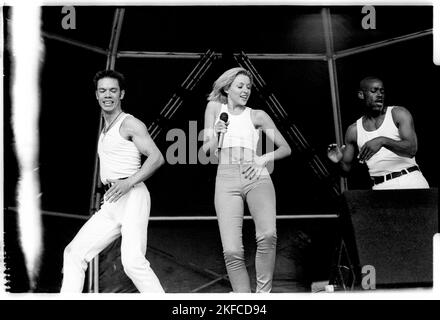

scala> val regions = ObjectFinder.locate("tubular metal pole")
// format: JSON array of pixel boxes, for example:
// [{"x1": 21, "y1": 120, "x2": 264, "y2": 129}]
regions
[
  {"x1": 106, "y1": 8, "x2": 125, "y2": 70},
  {"x1": 244, "y1": 53, "x2": 327, "y2": 61},
  {"x1": 334, "y1": 29, "x2": 432, "y2": 60},
  {"x1": 87, "y1": 7, "x2": 125, "y2": 294},
  {"x1": 42, "y1": 31, "x2": 108, "y2": 55},
  {"x1": 87, "y1": 114, "x2": 103, "y2": 294},
  {"x1": 116, "y1": 51, "x2": 327, "y2": 61},
  {"x1": 117, "y1": 51, "x2": 204, "y2": 59},
  {"x1": 6, "y1": 207, "x2": 338, "y2": 221},
  {"x1": 322, "y1": 8, "x2": 347, "y2": 193}
]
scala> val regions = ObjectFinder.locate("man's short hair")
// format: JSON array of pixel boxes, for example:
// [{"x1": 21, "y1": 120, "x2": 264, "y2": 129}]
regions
[
  {"x1": 93, "y1": 70, "x2": 126, "y2": 91},
  {"x1": 359, "y1": 76, "x2": 382, "y2": 90}
]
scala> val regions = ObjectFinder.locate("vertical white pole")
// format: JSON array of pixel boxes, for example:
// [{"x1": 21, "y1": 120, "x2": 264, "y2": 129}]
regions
[{"x1": 322, "y1": 8, "x2": 347, "y2": 193}]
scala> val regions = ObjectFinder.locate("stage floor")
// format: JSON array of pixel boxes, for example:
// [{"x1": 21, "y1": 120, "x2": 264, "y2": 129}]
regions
[{"x1": 3, "y1": 209, "x2": 343, "y2": 293}]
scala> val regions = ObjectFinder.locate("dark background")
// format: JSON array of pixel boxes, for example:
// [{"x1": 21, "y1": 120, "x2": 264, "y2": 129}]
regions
[{"x1": 3, "y1": 5, "x2": 438, "y2": 292}]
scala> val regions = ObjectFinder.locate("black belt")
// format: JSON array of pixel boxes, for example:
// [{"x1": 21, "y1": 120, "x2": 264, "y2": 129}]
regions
[
  {"x1": 102, "y1": 177, "x2": 128, "y2": 193},
  {"x1": 103, "y1": 184, "x2": 111, "y2": 193},
  {"x1": 371, "y1": 165, "x2": 419, "y2": 185}
]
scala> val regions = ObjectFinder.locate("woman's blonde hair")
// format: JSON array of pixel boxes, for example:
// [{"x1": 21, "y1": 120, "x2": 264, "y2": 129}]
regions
[{"x1": 207, "y1": 67, "x2": 253, "y2": 104}]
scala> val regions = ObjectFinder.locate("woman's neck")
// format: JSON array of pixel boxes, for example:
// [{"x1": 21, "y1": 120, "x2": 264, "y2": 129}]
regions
[{"x1": 227, "y1": 103, "x2": 245, "y2": 114}]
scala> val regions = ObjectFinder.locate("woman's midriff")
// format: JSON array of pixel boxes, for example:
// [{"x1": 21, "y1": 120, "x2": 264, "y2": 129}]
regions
[{"x1": 218, "y1": 147, "x2": 257, "y2": 164}]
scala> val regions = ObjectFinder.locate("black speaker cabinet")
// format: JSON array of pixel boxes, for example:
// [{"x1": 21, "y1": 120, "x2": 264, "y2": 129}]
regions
[{"x1": 339, "y1": 188, "x2": 438, "y2": 288}]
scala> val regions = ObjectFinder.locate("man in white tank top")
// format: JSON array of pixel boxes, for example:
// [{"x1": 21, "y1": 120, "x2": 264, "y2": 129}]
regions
[
  {"x1": 327, "y1": 76, "x2": 429, "y2": 190},
  {"x1": 60, "y1": 70, "x2": 165, "y2": 293}
]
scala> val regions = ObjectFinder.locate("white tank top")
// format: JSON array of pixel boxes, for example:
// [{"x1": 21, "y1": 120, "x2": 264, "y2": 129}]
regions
[
  {"x1": 356, "y1": 106, "x2": 417, "y2": 176},
  {"x1": 215, "y1": 104, "x2": 259, "y2": 152},
  {"x1": 97, "y1": 113, "x2": 141, "y2": 184}
]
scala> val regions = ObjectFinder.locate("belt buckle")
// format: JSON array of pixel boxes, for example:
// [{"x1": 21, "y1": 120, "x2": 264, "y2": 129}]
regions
[
  {"x1": 373, "y1": 176, "x2": 383, "y2": 185},
  {"x1": 396, "y1": 169, "x2": 406, "y2": 178}
]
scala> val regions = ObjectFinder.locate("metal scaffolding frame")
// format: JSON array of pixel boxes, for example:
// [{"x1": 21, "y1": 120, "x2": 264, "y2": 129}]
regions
[
  {"x1": 41, "y1": 7, "x2": 433, "y2": 293},
  {"x1": 322, "y1": 8, "x2": 347, "y2": 193},
  {"x1": 147, "y1": 49, "x2": 217, "y2": 140},
  {"x1": 87, "y1": 8, "x2": 126, "y2": 293},
  {"x1": 233, "y1": 51, "x2": 341, "y2": 197}
]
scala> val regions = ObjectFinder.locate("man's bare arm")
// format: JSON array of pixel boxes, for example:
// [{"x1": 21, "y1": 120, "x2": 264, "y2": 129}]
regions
[
  {"x1": 358, "y1": 107, "x2": 417, "y2": 162},
  {"x1": 327, "y1": 123, "x2": 357, "y2": 174},
  {"x1": 105, "y1": 116, "x2": 164, "y2": 202}
]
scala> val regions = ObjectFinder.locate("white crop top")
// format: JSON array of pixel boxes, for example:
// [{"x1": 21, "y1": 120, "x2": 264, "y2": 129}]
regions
[
  {"x1": 97, "y1": 113, "x2": 141, "y2": 185},
  {"x1": 356, "y1": 106, "x2": 417, "y2": 176},
  {"x1": 215, "y1": 104, "x2": 260, "y2": 152}
]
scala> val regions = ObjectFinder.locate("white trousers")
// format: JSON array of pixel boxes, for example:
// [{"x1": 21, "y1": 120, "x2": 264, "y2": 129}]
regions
[
  {"x1": 60, "y1": 183, "x2": 164, "y2": 293},
  {"x1": 372, "y1": 170, "x2": 429, "y2": 190}
]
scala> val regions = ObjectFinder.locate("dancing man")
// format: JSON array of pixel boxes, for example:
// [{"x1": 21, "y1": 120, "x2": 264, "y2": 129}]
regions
[
  {"x1": 60, "y1": 70, "x2": 165, "y2": 293},
  {"x1": 327, "y1": 76, "x2": 429, "y2": 190}
]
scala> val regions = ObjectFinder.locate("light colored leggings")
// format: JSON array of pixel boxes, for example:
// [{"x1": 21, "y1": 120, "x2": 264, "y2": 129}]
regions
[
  {"x1": 60, "y1": 183, "x2": 164, "y2": 293},
  {"x1": 214, "y1": 164, "x2": 277, "y2": 293}
]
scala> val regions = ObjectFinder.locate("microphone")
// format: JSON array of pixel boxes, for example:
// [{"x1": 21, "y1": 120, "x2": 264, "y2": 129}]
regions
[{"x1": 217, "y1": 112, "x2": 229, "y2": 152}]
